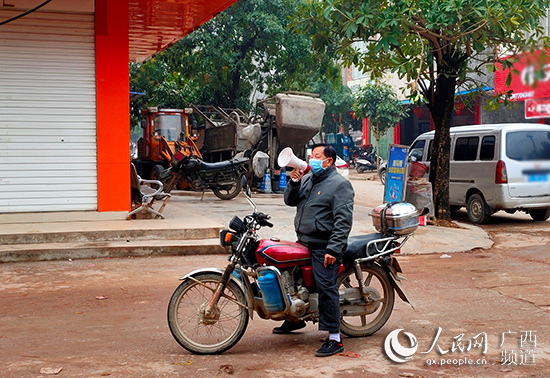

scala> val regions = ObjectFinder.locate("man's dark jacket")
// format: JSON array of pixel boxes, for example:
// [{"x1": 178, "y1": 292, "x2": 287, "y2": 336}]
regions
[{"x1": 284, "y1": 165, "x2": 354, "y2": 258}]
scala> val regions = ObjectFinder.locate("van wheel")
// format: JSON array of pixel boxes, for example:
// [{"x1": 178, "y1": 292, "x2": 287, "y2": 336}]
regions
[
  {"x1": 466, "y1": 193, "x2": 491, "y2": 224},
  {"x1": 530, "y1": 208, "x2": 550, "y2": 221}
]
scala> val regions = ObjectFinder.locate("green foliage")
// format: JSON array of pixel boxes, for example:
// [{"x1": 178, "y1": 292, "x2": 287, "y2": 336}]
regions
[
  {"x1": 295, "y1": 0, "x2": 550, "y2": 220},
  {"x1": 353, "y1": 83, "x2": 407, "y2": 140},
  {"x1": 130, "y1": 0, "x2": 350, "y2": 130},
  {"x1": 297, "y1": 0, "x2": 550, "y2": 107},
  {"x1": 311, "y1": 81, "x2": 357, "y2": 134}
]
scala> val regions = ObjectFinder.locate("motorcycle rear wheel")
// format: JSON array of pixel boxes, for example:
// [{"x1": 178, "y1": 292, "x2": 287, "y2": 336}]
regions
[
  {"x1": 167, "y1": 273, "x2": 249, "y2": 354},
  {"x1": 338, "y1": 263, "x2": 395, "y2": 337},
  {"x1": 212, "y1": 176, "x2": 242, "y2": 200}
]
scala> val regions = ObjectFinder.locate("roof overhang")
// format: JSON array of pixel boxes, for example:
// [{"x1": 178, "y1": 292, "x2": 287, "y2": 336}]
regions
[{"x1": 129, "y1": 0, "x2": 238, "y2": 62}]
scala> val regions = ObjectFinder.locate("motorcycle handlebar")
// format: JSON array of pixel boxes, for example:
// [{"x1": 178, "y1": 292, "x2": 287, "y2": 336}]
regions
[{"x1": 255, "y1": 212, "x2": 273, "y2": 228}]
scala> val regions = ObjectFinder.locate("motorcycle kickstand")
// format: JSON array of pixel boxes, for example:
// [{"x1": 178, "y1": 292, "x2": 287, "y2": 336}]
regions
[{"x1": 200, "y1": 189, "x2": 205, "y2": 201}]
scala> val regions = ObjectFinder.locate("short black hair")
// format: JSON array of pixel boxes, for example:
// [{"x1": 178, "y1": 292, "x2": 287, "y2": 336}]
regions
[{"x1": 312, "y1": 143, "x2": 337, "y2": 165}]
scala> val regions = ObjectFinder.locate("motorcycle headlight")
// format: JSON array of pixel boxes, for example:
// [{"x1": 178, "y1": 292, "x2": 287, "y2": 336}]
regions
[{"x1": 229, "y1": 216, "x2": 245, "y2": 232}]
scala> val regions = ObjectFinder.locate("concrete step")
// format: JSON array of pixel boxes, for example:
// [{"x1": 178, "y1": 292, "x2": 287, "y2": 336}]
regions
[
  {"x1": 0, "y1": 238, "x2": 228, "y2": 263},
  {"x1": 0, "y1": 226, "x2": 221, "y2": 245}
]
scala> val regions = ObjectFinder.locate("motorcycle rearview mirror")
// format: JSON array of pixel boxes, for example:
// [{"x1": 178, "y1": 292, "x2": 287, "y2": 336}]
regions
[{"x1": 241, "y1": 175, "x2": 257, "y2": 212}]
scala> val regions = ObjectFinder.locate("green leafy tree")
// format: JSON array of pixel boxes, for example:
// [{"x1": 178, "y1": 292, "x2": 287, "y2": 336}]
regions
[
  {"x1": 353, "y1": 83, "x2": 407, "y2": 169},
  {"x1": 131, "y1": 0, "x2": 345, "y2": 111},
  {"x1": 296, "y1": 0, "x2": 550, "y2": 222},
  {"x1": 311, "y1": 81, "x2": 356, "y2": 136}
]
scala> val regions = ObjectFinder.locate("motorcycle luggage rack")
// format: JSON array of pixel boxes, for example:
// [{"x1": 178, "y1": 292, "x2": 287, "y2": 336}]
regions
[{"x1": 356, "y1": 234, "x2": 411, "y2": 264}]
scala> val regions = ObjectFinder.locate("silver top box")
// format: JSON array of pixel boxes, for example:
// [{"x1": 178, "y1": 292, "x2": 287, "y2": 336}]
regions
[{"x1": 371, "y1": 202, "x2": 419, "y2": 236}]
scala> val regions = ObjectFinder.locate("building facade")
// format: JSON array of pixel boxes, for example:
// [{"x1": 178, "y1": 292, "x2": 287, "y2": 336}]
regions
[{"x1": 0, "y1": 0, "x2": 236, "y2": 223}]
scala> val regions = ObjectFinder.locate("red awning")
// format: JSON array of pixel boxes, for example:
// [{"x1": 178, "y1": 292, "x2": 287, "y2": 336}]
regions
[{"x1": 129, "y1": 0, "x2": 238, "y2": 62}]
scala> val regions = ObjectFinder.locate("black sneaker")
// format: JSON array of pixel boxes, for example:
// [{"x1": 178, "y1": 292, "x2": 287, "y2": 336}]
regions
[
  {"x1": 272, "y1": 320, "x2": 306, "y2": 334},
  {"x1": 315, "y1": 338, "x2": 344, "y2": 357}
]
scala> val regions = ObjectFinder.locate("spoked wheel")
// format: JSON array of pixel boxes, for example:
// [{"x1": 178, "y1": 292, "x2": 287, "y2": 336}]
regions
[
  {"x1": 167, "y1": 273, "x2": 249, "y2": 354},
  {"x1": 212, "y1": 176, "x2": 242, "y2": 200},
  {"x1": 338, "y1": 263, "x2": 394, "y2": 337}
]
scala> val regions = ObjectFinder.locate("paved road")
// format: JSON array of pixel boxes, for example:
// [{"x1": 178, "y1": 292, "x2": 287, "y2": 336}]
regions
[{"x1": 1, "y1": 175, "x2": 549, "y2": 378}]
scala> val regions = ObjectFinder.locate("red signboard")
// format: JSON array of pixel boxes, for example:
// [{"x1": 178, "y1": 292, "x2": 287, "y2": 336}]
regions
[
  {"x1": 525, "y1": 98, "x2": 550, "y2": 118},
  {"x1": 494, "y1": 50, "x2": 550, "y2": 101}
]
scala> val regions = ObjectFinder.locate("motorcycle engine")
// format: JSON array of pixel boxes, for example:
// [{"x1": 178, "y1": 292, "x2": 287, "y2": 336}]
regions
[{"x1": 281, "y1": 270, "x2": 315, "y2": 318}]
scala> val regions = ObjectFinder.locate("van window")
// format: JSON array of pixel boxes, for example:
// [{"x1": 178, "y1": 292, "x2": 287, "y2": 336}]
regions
[
  {"x1": 410, "y1": 139, "x2": 426, "y2": 161},
  {"x1": 427, "y1": 140, "x2": 434, "y2": 161},
  {"x1": 454, "y1": 137, "x2": 479, "y2": 161},
  {"x1": 506, "y1": 131, "x2": 550, "y2": 161},
  {"x1": 480, "y1": 136, "x2": 495, "y2": 161}
]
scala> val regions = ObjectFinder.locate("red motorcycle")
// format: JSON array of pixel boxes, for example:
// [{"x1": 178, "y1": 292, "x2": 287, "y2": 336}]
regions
[{"x1": 167, "y1": 180, "x2": 416, "y2": 354}]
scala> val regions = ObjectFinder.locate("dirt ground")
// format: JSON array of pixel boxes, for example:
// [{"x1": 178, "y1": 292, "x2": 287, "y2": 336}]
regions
[
  {"x1": 1, "y1": 173, "x2": 549, "y2": 377},
  {"x1": 1, "y1": 230, "x2": 548, "y2": 377}
]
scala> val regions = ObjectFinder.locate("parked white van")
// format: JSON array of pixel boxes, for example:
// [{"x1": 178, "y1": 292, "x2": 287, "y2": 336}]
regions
[{"x1": 388, "y1": 123, "x2": 550, "y2": 224}]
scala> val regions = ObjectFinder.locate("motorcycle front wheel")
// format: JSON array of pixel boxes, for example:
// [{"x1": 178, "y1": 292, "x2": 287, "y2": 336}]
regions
[
  {"x1": 167, "y1": 273, "x2": 249, "y2": 354},
  {"x1": 212, "y1": 176, "x2": 242, "y2": 200},
  {"x1": 337, "y1": 263, "x2": 395, "y2": 337}
]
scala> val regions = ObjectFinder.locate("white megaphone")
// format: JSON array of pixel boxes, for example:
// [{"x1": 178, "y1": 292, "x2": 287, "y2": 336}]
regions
[{"x1": 277, "y1": 147, "x2": 311, "y2": 178}]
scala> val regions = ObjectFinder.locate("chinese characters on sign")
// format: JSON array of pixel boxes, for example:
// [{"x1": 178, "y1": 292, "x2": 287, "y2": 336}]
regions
[{"x1": 525, "y1": 98, "x2": 550, "y2": 118}]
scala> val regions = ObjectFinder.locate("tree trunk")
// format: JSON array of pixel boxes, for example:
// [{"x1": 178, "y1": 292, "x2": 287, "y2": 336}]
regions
[
  {"x1": 426, "y1": 68, "x2": 456, "y2": 222},
  {"x1": 375, "y1": 136, "x2": 381, "y2": 172},
  {"x1": 229, "y1": 35, "x2": 257, "y2": 108}
]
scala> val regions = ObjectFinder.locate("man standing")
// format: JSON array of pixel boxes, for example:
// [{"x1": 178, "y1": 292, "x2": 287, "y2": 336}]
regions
[{"x1": 273, "y1": 143, "x2": 354, "y2": 357}]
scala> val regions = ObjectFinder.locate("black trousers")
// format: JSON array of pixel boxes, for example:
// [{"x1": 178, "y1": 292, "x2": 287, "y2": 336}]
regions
[{"x1": 309, "y1": 245, "x2": 340, "y2": 334}]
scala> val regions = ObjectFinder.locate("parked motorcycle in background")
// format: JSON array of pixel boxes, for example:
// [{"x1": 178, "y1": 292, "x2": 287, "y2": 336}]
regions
[
  {"x1": 167, "y1": 178, "x2": 418, "y2": 354},
  {"x1": 354, "y1": 147, "x2": 383, "y2": 173},
  {"x1": 159, "y1": 149, "x2": 249, "y2": 200}
]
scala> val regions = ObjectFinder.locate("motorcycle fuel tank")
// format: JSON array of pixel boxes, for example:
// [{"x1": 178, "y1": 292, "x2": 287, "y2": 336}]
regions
[{"x1": 256, "y1": 239, "x2": 311, "y2": 268}]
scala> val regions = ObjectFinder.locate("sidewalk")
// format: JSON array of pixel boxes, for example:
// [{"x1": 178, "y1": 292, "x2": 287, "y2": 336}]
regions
[{"x1": 0, "y1": 172, "x2": 493, "y2": 262}]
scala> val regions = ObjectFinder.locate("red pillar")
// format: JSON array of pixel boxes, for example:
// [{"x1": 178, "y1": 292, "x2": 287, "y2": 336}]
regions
[
  {"x1": 95, "y1": 0, "x2": 130, "y2": 212},
  {"x1": 394, "y1": 122, "x2": 401, "y2": 144},
  {"x1": 362, "y1": 118, "x2": 369, "y2": 146}
]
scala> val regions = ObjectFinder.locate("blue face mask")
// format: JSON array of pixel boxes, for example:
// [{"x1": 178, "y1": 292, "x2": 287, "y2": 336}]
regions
[{"x1": 309, "y1": 158, "x2": 327, "y2": 174}]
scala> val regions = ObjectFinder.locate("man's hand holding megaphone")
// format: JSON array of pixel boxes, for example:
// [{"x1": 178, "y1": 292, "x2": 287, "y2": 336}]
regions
[
  {"x1": 277, "y1": 147, "x2": 311, "y2": 182},
  {"x1": 289, "y1": 168, "x2": 305, "y2": 182}
]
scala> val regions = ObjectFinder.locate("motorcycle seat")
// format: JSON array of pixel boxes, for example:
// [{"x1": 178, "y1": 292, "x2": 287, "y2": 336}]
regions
[
  {"x1": 343, "y1": 233, "x2": 387, "y2": 264},
  {"x1": 199, "y1": 157, "x2": 248, "y2": 171},
  {"x1": 199, "y1": 160, "x2": 233, "y2": 170}
]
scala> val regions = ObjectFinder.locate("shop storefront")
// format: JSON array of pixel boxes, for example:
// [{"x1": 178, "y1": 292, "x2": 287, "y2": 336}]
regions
[{"x1": 0, "y1": 0, "x2": 237, "y2": 223}]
